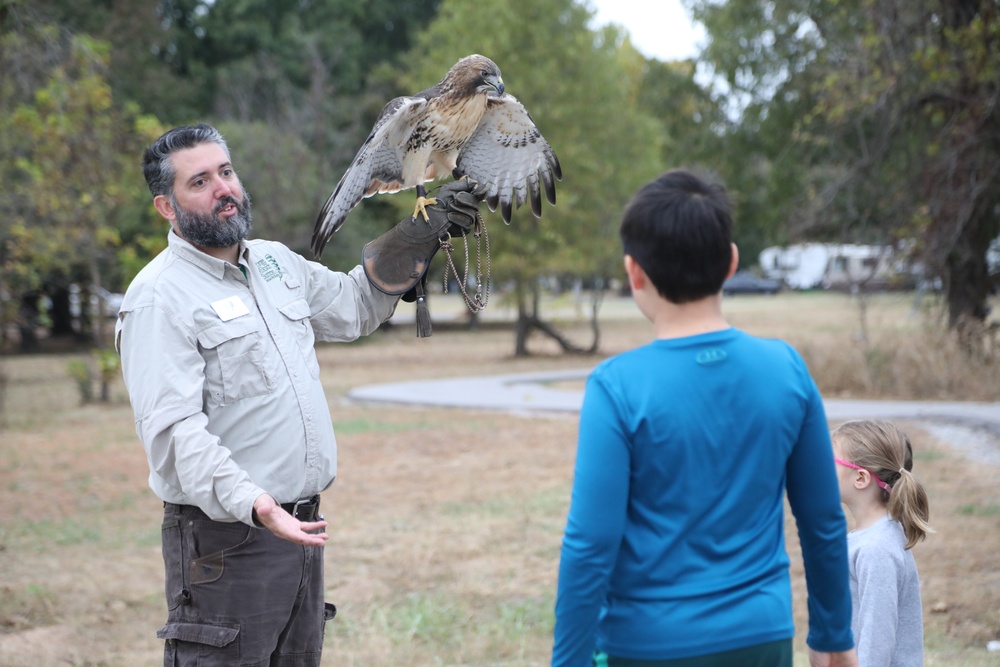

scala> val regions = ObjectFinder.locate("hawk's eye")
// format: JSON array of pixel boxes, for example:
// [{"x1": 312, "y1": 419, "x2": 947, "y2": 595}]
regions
[{"x1": 481, "y1": 70, "x2": 489, "y2": 78}]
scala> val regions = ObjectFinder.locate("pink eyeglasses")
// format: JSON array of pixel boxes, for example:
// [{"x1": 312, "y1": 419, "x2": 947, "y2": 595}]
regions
[{"x1": 835, "y1": 458, "x2": 892, "y2": 493}]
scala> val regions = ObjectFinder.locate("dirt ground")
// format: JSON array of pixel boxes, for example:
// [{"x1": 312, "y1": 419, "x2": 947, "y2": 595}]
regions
[{"x1": 1, "y1": 295, "x2": 998, "y2": 666}]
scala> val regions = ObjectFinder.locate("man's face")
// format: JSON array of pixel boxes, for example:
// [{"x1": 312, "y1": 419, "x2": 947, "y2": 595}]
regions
[{"x1": 155, "y1": 142, "x2": 252, "y2": 248}]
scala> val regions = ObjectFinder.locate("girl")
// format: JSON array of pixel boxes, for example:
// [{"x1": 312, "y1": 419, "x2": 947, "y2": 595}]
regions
[{"x1": 831, "y1": 420, "x2": 933, "y2": 667}]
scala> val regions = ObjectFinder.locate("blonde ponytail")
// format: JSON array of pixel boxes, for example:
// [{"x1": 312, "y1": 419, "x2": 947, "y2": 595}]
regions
[{"x1": 887, "y1": 464, "x2": 933, "y2": 549}]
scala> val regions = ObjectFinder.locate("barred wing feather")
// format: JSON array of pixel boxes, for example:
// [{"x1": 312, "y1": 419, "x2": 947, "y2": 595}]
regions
[
  {"x1": 311, "y1": 96, "x2": 429, "y2": 257},
  {"x1": 456, "y1": 94, "x2": 562, "y2": 224}
]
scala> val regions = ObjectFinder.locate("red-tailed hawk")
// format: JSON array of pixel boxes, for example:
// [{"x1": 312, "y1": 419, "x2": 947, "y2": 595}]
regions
[{"x1": 311, "y1": 54, "x2": 562, "y2": 258}]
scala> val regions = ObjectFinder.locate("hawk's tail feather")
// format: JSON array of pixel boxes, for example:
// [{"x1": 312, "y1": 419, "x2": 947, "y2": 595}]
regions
[
  {"x1": 311, "y1": 217, "x2": 329, "y2": 258},
  {"x1": 530, "y1": 193, "x2": 542, "y2": 218},
  {"x1": 496, "y1": 169, "x2": 516, "y2": 224},
  {"x1": 543, "y1": 169, "x2": 557, "y2": 207},
  {"x1": 311, "y1": 182, "x2": 339, "y2": 258},
  {"x1": 485, "y1": 192, "x2": 500, "y2": 215},
  {"x1": 312, "y1": 200, "x2": 346, "y2": 259}
]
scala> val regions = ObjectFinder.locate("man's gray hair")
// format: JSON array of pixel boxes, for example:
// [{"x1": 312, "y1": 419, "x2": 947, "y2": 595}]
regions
[{"x1": 142, "y1": 123, "x2": 230, "y2": 197}]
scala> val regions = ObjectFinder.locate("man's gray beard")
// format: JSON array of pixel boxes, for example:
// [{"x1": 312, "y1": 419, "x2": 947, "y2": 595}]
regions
[{"x1": 173, "y1": 190, "x2": 253, "y2": 248}]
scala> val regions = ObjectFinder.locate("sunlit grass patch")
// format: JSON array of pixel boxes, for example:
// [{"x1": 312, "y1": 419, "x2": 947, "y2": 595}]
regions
[
  {"x1": 335, "y1": 417, "x2": 437, "y2": 435},
  {"x1": 2, "y1": 518, "x2": 102, "y2": 550},
  {"x1": 0, "y1": 582, "x2": 59, "y2": 631},
  {"x1": 326, "y1": 591, "x2": 556, "y2": 666},
  {"x1": 956, "y1": 503, "x2": 1000, "y2": 517}
]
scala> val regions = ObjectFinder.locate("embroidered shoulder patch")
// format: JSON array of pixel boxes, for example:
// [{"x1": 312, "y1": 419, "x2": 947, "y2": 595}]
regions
[{"x1": 255, "y1": 254, "x2": 283, "y2": 282}]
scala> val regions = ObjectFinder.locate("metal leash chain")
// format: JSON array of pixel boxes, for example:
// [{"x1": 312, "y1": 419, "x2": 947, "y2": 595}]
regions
[{"x1": 440, "y1": 211, "x2": 490, "y2": 313}]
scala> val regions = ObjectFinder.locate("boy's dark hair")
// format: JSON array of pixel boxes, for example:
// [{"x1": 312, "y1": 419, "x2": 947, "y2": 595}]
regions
[
  {"x1": 619, "y1": 169, "x2": 733, "y2": 304},
  {"x1": 142, "y1": 123, "x2": 229, "y2": 197}
]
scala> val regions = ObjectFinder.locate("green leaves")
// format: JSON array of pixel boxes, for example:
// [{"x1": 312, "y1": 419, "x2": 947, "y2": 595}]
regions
[
  {"x1": 0, "y1": 19, "x2": 164, "y2": 345},
  {"x1": 689, "y1": 0, "x2": 1000, "y2": 335}
]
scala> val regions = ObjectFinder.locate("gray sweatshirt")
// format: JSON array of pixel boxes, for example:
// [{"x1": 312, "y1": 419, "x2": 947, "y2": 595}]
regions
[{"x1": 848, "y1": 516, "x2": 924, "y2": 667}]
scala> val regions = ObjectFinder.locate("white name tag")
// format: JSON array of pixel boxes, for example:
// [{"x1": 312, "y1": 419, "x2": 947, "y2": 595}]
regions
[{"x1": 210, "y1": 295, "x2": 251, "y2": 321}]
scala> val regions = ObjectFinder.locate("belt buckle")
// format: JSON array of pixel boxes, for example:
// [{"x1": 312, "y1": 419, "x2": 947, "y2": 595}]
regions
[{"x1": 291, "y1": 496, "x2": 319, "y2": 521}]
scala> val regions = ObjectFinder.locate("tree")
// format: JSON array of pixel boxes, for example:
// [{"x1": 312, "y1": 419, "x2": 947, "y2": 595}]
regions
[
  {"x1": 813, "y1": 1, "x2": 1000, "y2": 345},
  {"x1": 0, "y1": 17, "x2": 162, "y2": 351},
  {"x1": 634, "y1": 58, "x2": 724, "y2": 169},
  {"x1": 25, "y1": 0, "x2": 204, "y2": 122},
  {"x1": 878, "y1": 1, "x2": 998, "y2": 338},
  {"x1": 688, "y1": 0, "x2": 1000, "y2": 350},
  {"x1": 683, "y1": 0, "x2": 846, "y2": 260}
]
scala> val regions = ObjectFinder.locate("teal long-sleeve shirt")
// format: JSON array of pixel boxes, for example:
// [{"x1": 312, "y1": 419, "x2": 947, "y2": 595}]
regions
[{"x1": 552, "y1": 328, "x2": 854, "y2": 666}]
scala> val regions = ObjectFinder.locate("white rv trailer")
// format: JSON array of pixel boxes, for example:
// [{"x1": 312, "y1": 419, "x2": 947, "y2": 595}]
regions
[{"x1": 759, "y1": 243, "x2": 907, "y2": 291}]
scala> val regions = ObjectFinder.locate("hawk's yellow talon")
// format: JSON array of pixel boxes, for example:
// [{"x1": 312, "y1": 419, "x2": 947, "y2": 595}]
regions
[{"x1": 412, "y1": 196, "x2": 438, "y2": 222}]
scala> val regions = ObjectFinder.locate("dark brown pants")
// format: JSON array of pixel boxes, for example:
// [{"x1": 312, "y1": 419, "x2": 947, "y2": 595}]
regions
[{"x1": 158, "y1": 503, "x2": 335, "y2": 666}]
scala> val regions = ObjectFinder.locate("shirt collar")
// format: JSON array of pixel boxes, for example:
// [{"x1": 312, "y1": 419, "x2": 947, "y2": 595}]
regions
[{"x1": 167, "y1": 230, "x2": 250, "y2": 280}]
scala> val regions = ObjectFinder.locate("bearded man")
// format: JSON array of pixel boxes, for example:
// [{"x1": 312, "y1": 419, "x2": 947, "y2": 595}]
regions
[{"x1": 116, "y1": 123, "x2": 483, "y2": 665}]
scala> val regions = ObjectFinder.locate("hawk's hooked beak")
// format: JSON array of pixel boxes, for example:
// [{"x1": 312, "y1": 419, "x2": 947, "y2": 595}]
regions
[{"x1": 485, "y1": 74, "x2": 504, "y2": 96}]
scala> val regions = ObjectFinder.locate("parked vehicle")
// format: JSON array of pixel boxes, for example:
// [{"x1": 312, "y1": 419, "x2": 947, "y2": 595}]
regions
[
  {"x1": 69, "y1": 284, "x2": 124, "y2": 318},
  {"x1": 758, "y1": 243, "x2": 917, "y2": 291},
  {"x1": 722, "y1": 271, "x2": 782, "y2": 295}
]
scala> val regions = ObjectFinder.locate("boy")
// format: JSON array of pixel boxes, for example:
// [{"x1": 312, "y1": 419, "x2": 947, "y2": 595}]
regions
[{"x1": 551, "y1": 170, "x2": 858, "y2": 667}]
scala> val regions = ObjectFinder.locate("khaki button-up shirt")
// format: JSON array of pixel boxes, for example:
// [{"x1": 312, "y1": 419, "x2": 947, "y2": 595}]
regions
[{"x1": 116, "y1": 231, "x2": 397, "y2": 525}]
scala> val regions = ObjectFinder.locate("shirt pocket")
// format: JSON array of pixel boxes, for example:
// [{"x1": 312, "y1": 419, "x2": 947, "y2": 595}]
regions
[
  {"x1": 197, "y1": 317, "x2": 274, "y2": 405},
  {"x1": 278, "y1": 298, "x2": 320, "y2": 379}
]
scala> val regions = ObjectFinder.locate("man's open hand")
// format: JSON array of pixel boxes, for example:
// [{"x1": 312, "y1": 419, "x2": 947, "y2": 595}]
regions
[{"x1": 253, "y1": 494, "x2": 329, "y2": 547}]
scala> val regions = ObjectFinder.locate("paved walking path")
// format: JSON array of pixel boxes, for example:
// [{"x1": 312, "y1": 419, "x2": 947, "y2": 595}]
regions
[{"x1": 348, "y1": 369, "x2": 1000, "y2": 464}]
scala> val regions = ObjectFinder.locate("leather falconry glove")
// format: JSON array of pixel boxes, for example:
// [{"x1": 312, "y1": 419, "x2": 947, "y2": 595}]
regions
[{"x1": 363, "y1": 179, "x2": 486, "y2": 337}]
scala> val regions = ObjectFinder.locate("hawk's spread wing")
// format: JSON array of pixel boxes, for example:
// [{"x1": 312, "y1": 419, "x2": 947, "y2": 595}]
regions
[
  {"x1": 311, "y1": 96, "x2": 430, "y2": 257},
  {"x1": 456, "y1": 94, "x2": 562, "y2": 224}
]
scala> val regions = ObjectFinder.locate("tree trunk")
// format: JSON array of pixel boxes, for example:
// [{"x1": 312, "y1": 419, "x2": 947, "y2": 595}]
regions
[
  {"x1": 926, "y1": 0, "x2": 1000, "y2": 353},
  {"x1": 90, "y1": 262, "x2": 107, "y2": 349},
  {"x1": 943, "y1": 209, "x2": 995, "y2": 356},
  {"x1": 100, "y1": 373, "x2": 111, "y2": 403},
  {"x1": 513, "y1": 280, "x2": 603, "y2": 357},
  {"x1": 513, "y1": 282, "x2": 539, "y2": 357},
  {"x1": 48, "y1": 287, "x2": 76, "y2": 337},
  {"x1": 17, "y1": 293, "x2": 40, "y2": 353},
  {"x1": 944, "y1": 219, "x2": 992, "y2": 330}
]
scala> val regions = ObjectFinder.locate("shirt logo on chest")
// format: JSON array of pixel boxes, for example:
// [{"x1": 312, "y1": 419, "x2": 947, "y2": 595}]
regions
[{"x1": 256, "y1": 255, "x2": 283, "y2": 282}]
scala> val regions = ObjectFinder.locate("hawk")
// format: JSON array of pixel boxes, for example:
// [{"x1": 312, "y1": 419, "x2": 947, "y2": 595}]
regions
[{"x1": 311, "y1": 54, "x2": 562, "y2": 258}]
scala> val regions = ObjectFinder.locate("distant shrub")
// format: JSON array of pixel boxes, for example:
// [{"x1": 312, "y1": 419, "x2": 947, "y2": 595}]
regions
[{"x1": 66, "y1": 358, "x2": 94, "y2": 404}]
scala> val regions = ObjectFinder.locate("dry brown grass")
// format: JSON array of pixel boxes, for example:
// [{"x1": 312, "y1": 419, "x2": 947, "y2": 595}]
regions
[{"x1": 0, "y1": 290, "x2": 997, "y2": 666}]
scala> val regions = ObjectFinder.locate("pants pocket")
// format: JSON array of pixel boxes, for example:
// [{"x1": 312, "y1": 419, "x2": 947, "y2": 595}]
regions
[
  {"x1": 158, "y1": 621, "x2": 240, "y2": 665},
  {"x1": 189, "y1": 520, "x2": 255, "y2": 586}
]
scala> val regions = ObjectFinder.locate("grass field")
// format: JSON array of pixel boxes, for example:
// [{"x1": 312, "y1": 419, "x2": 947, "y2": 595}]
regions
[{"x1": 0, "y1": 290, "x2": 998, "y2": 665}]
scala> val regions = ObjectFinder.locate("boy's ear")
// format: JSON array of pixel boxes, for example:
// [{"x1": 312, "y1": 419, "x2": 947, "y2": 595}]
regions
[
  {"x1": 726, "y1": 243, "x2": 740, "y2": 279},
  {"x1": 624, "y1": 255, "x2": 645, "y2": 291}
]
